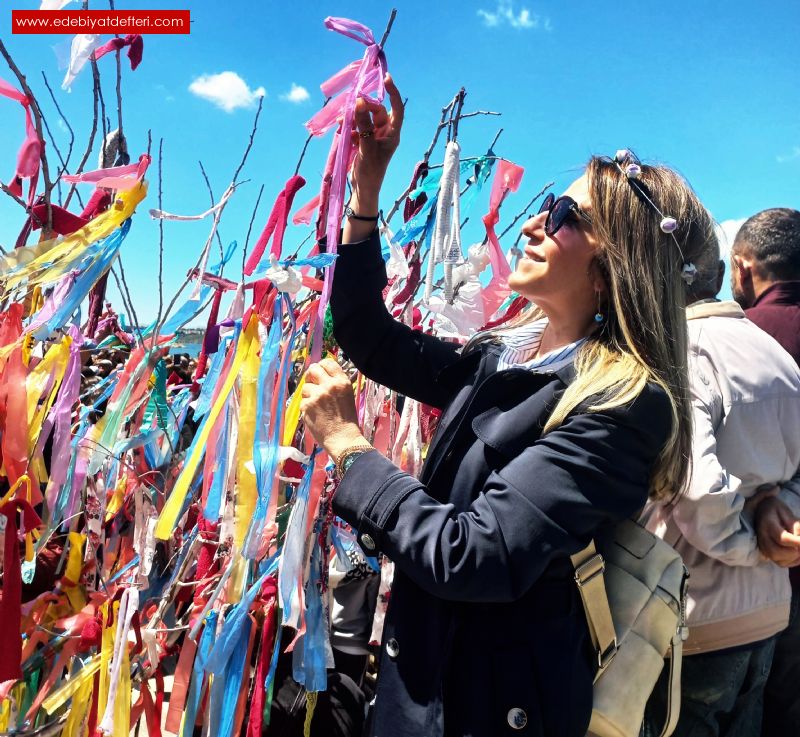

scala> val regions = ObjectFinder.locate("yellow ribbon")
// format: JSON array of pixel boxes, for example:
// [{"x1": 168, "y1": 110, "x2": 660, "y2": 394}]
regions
[
  {"x1": 61, "y1": 672, "x2": 93, "y2": 737},
  {"x1": 41, "y1": 654, "x2": 101, "y2": 714},
  {"x1": 282, "y1": 374, "x2": 307, "y2": 448},
  {"x1": 0, "y1": 182, "x2": 147, "y2": 292},
  {"x1": 63, "y1": 531, "x2": 87, "y2": 612},
  {"x1": 155, "y1": 313, "x2": 259, "y2": 540},
  {"x1": 234, "y1": 316, "x2": 261, "y2": 551}
]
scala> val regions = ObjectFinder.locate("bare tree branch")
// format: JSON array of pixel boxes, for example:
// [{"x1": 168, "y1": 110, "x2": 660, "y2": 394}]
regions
[
  {"x1": 198, "y1": 160, "x2": 225, "y2": 262},
  {"x1": 458, "y1": 110, "x2": 501, "y2": 121},
  {"x1": 156, "y1": 138, "x2": 164, "y2": 325},
  {"x1": 110, "y1": 261, "x2": 144, "y2": 347},
  {"x1": 498, "y1": 180, "x2": 555, "y2": 240},
  {"x1": 293, "y1": 132, "x2": 315, "y2": 177},
  {"x1": 379, "y1": 9, "x2": 398, "y2": 49},
  {"x1": 243, "y1": 183, "x2": 265, "y2": 275},
  {"x1": 384, "y1": 92, "x2": 460, "y2": 223},
  {"x1": 40, "y1": 71, "x2": 79, "y2": 207},
  {"x1": 449, "y1": 88, "x2": 467, "y2": 141},
  {"x1": 231, "y1": 95, "x2": 263, "y2": 185},
  {"x1": 63, "y1": 57, "x2": 100, "y2": 209}
]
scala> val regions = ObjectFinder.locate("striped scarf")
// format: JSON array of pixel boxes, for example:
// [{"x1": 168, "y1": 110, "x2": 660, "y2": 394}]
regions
[{"x1": 496, "y1": 317, "x2": 586, "y2": 373}]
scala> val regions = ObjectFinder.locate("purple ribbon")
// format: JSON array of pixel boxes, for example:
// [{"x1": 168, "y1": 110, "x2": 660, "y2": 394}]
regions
[{"x1": 307, "y1": 16, "x2": 387, "y2": 359}]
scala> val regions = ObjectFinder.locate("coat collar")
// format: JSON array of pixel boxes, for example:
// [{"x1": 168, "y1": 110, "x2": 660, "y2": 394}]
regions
[
  {"x1": 752, "y1": 280, "x2": 800, "y2": 309},
  {"x1": 686, "y1": 299, "x2": 745, "y2": 321}
]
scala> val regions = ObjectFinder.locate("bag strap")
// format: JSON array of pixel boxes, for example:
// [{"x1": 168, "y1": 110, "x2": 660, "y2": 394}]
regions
[
  {"x1": 570, "y1": 540, "x2": 685, "y2": 737},
  {"x1": 659, "y1": 632, "x2": 683, "y2": 737},
  {"x1": 570, "y1": 541, "x2": 618, "y2": 675}
]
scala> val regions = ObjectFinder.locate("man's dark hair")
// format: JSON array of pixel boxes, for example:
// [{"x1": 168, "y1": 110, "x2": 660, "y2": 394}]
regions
[{"x1": 733, "y1": 208, "x2": 800, "y2": 281}]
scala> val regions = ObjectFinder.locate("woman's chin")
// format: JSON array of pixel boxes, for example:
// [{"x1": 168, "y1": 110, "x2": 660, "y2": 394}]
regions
[{"x1": 507, "y1": 266, "x2": 538, "y2": 297}]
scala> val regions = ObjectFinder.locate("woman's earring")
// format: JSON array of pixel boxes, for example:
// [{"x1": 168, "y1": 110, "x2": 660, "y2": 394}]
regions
[{"x1": 594, "y1": 293, "x2": 604, "y2": 323}]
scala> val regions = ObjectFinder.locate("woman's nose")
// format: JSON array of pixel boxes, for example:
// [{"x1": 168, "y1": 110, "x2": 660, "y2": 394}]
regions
[{"x1": 521, "y1": 212, "x2": 546, "y2": 240}]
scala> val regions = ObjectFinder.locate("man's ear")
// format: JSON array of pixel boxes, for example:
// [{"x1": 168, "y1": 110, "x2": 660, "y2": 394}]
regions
[{"x1": 731, "y1": 252, "x2": 752, "y2": 280}]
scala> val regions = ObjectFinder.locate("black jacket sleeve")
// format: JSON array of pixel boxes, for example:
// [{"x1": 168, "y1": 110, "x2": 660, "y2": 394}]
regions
[
  {"x1": 332, "y1": 384, "x2": 671, "y2": 603},
  {"x1": 330, "y1": 229, "x2": 463, "y2": 409}
]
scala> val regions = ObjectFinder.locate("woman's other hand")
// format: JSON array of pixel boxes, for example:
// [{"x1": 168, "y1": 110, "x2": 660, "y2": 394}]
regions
[
  {"x1": 344, "y1": 74, "x2": 404, "y2": 243},
  {"x1": 300, "y1": 358, "x2": 367, "y2": 461}
]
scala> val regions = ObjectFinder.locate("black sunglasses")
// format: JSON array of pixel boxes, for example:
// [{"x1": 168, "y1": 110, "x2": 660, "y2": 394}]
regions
[{"x1": 537, "y1": 192, "x2": 593, "y2": 236}]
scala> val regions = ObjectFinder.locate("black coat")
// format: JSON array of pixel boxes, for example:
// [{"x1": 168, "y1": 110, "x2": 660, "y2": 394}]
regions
[{"x1": 330, "y1": 231, "x2": 672, "y2": 737}]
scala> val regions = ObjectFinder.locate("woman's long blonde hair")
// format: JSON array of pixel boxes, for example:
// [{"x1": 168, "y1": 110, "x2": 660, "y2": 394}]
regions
[{"x1": 467, "y1": 155, "x2": 717, "y2": 501}]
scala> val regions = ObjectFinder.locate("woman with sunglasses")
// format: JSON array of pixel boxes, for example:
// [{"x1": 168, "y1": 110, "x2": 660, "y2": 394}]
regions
[{"x1": 300, "y1": 75, "x2": 715, "y2": 737}]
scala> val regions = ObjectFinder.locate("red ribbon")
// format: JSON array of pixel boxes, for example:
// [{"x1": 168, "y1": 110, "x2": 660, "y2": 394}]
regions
[
  {"x1": 93, "y1": 34, "x2": 144, "y2": 70},
  {"x1": 0, "y1": 498, "x2": 43, "y2": 682},
  {"x1": 244, "y1": 175, "x2": 306, "y2": 275}
]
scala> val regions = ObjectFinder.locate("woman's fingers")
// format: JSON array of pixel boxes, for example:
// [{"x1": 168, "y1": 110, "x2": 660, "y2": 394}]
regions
[
  {"x1": 385, "y1": 74, "x2": 404, "y2": 129},
  {"x1": 319, "y1": 357, "x2": 342, "y2": 377},
  {"x1": 354, "y1": 98, "x2": 375, "y2": 135}
]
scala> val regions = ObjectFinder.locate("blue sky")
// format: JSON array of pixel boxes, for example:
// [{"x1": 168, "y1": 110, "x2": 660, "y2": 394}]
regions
[{"x1": 1, "y1": 0, "x2": 799, "y2": 320}]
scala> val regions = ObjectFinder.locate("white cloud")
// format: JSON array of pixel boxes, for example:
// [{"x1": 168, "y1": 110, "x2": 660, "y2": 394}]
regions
[
  {"x1": 280, "y1": 83, "x2": 310, "y2": 104},
  {"x1": 188, "y1": 71, "x2": 265, "y2": 113},
  {"x1": 478, "y1": 1, "x2": 547, "y2": 29},
  {"x1": 715, "y1": 218, "x2": 747, "y2": 261},
  {"x1": 776, "y1": 146, "x2": 800, "y2": 164}
]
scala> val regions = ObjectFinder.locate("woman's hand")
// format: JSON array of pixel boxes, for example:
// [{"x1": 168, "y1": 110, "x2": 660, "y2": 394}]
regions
[
  {"x1": 300, "y1": 358, "x2": 368, "y2": 461},
  {"x1": 344, "y1": 74, "x2": 404, "y2": 243}
]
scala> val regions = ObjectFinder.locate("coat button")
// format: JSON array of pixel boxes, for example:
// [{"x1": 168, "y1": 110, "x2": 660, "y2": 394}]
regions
[
  {"x1": 360, "y1": 533, "x2": 376, "y2": 552},
  {"x1": 385, "y1": 638, "x2": 400, "y2": 659},
  {"x1": 507, "y1": 708, "x2": 527, "y2": 730}
]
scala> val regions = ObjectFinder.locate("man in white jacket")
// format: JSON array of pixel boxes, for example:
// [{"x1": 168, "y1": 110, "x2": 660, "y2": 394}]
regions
[{"x1": 641, "y1": 236, "x2": 800, "y2": 737}]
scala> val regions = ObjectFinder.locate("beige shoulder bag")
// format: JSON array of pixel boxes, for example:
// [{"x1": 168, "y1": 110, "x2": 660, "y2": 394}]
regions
[{"x1": 571, "y1": 519, "x2": 689, "y2": 737}]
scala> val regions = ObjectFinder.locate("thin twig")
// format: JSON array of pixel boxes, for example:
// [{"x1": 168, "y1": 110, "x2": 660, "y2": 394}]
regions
[
  {"x1": 458, "y1": 110, "x2": 501, "y2": 120},
  {"x1": 63, "y1": 57, "x2": 99, "y2": 209},
  {"x1": 156, "y1": 138, "x2": 164, "y2": 325},
  {"x1": 95, "y1": 59, "x2": 109, "y2": 166},
  {"x1": 379, "y1": 9, "x2": 398, "y2": 49},
  {"x1": 428, "y1": 154, "x2": 503, "y2": 171},
  {"x1": 40, "y1": 71, "x2": 79, "y2": 206},
  {"x1": 243, "y1": 183, "x2": 264, "y2": 275},
  {"x1": 293, "y1": 132, "x2": 314, "y2": 177},
  {"x1": 0, "y1": 182, "x2": 43, "y2": 229},
  {"x1": 497, "y1": 180, "x2": 555, "y2": 240},
  {"x1": 198, "y1": 160, "x2": 225, "y2": 261},
  {"x1": 384, "y1": 93, "x2": 459, "y2": 223},
  {"x1": 114, "y1": 46, "x2": 124, "y2": 149},
  {"x1": 111, "y1": 260, "x2": 144, "y2": 346},
  {"x1": 231, "y1": 96, "x2": 263, "y2": 185},
  {"x1": 449, "y1": 88, "x2": 467, "y2": 141},
  {"x1": 487, "y1": 127, "x2": 504, "y2": 153}
]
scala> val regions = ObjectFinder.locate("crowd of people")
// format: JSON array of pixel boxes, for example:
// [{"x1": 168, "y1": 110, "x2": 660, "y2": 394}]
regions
[{"x1": 280, "y1": 77, "x2": 800, "y2": 737}]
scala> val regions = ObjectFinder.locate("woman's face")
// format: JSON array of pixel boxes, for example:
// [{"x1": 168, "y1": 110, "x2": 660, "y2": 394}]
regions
[{"x1": 508, "y1": 174, "x2": 602, "y2": 319}]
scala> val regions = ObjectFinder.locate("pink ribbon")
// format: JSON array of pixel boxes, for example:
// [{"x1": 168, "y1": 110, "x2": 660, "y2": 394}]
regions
[
  {"x1": 291, "y1": 193, "x2": 321, "y2": 226},
  {"x1": 62, "y1": 153, "x2": 151, "y2": 191},
  {"x1": 481, "y1": 159, "x2": 525, "y2": 318},
  {"x1": 0, "y1": 76, "x2": 42, "y2": 201},
  {"x1": 307, "y1": 17, "x2": 388, "y2": 358}
]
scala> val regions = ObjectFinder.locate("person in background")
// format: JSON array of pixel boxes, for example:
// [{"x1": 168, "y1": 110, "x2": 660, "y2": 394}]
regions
[
  {"x1": 731, "y1": 208, "x2": 800, "y2": 363},
  {"x1": 641, "y1": 234, "x2": 800, "y2": 737},
  {"x1": 731, "y1": 207, "x2": 800, "y2": 736}
]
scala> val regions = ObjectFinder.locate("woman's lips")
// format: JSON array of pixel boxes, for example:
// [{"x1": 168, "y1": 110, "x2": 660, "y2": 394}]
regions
[{"x1": 523, "y1": 247, "x2": 545, "y2": 262}]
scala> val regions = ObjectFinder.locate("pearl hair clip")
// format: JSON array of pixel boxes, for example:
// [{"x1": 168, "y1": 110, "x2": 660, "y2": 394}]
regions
[{"x1": 613, "y1": 150, "x2": 696, "y2": 284}]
